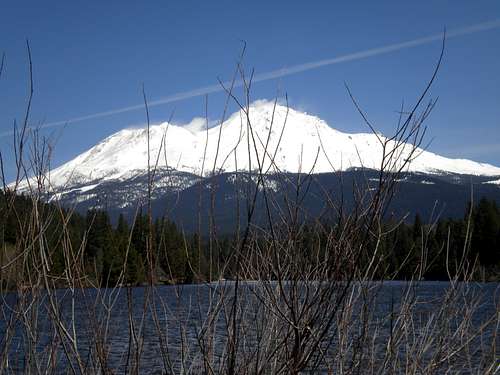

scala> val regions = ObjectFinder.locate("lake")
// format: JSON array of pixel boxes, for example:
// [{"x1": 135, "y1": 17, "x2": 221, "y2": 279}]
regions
[{"x1": 1, "y1": 281, "x2": 498, "y2": 374}]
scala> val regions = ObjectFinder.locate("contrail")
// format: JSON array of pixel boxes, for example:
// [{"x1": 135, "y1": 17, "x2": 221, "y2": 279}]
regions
[{"x1": 1, "y1": 18, "x2": 500, "y2": 138}]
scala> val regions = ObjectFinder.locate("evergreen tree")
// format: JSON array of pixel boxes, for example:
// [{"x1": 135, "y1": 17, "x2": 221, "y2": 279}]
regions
[
  {"x1": 472, "y1": 198, "x2": 500, "y2": 267},
  {"x1": 85, "y1": 210, "x2": 115, "y2": 285}
]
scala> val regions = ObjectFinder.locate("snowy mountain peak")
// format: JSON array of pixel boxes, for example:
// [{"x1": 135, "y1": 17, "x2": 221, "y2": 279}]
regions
[{"x1": 19, "y1": 100, "x2": 500, "y2": 192}]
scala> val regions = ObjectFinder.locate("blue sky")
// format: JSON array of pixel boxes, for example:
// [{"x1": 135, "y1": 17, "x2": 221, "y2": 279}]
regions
[{"x1": 1, "y1": 1, "x2": 499, "y2": 181}]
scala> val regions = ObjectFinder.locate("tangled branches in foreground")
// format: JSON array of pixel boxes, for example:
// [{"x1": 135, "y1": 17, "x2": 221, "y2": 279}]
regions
[{"x1": 0, "y1": 41, "x2": 499, "y2": 374}]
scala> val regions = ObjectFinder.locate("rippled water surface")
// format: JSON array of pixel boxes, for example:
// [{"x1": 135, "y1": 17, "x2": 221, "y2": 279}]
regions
[{"x1": 1, "y1": 281, "x2": 498, "y2": 374}]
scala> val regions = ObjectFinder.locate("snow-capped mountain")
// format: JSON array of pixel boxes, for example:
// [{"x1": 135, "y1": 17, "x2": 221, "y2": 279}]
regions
[
  {"x1": 36, "y1": 100, "x2": 500, "y2": 192},
  {"x1": 12, "y1": 99, "x2": 500, "y2": 225}
]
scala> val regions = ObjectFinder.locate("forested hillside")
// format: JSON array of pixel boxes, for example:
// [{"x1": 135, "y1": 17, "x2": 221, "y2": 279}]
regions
[{"x1": 1, "y1": 191, "x2": 499, "y2": 288}]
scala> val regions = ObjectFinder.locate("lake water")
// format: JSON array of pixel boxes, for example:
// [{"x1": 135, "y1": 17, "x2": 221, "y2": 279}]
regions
[{"x1": 1, "y1": 281, "x2": 498, "y2": 374}]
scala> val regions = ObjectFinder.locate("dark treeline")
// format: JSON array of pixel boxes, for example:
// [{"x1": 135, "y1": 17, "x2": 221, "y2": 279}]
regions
[
  {"x1": 1, "y1": 190, "x2": 499, "y2": 287},
  {"x1": 368, "y1": 198, "x2": 500, "y2": 280},
  {"x1": 0, "y1": 191, "x2": 205, "y2": 287}
]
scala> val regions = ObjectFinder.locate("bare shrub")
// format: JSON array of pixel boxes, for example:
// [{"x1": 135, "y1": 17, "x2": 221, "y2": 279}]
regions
[{"x1": 0, "y1": 38, "x2": 498, "y2": 374}]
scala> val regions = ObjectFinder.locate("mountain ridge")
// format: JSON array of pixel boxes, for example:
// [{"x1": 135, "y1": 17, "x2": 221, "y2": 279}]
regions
[
  {"x1": 14, "y1": 100, "x2": 500, "y2": 202},
  {"x1": 34, "y1": 100, "x2": 500, "y2": 190},
  {"x1": 10, "y1": 99, "x2": 500, "y2": 232}
]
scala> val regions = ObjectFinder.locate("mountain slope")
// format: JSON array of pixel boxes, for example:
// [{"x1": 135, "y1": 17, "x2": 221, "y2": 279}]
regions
[
  {"x1": 11, "y1": 100, "x2": 500, "y2": 230},
  {"x1": 39, "y1": 100, "x2": 500, "y2": 192}
]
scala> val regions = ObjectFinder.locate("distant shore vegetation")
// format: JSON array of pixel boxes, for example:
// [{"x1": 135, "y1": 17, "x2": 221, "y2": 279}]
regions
[{"x1": 1, "y1": 191, "x2": 498, "y2": 289}]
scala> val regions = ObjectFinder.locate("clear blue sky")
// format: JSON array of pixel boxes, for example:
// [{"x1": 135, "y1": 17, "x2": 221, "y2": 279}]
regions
[{"x1": 1, "y1": 1, "x2": 499, "y2": 181}]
